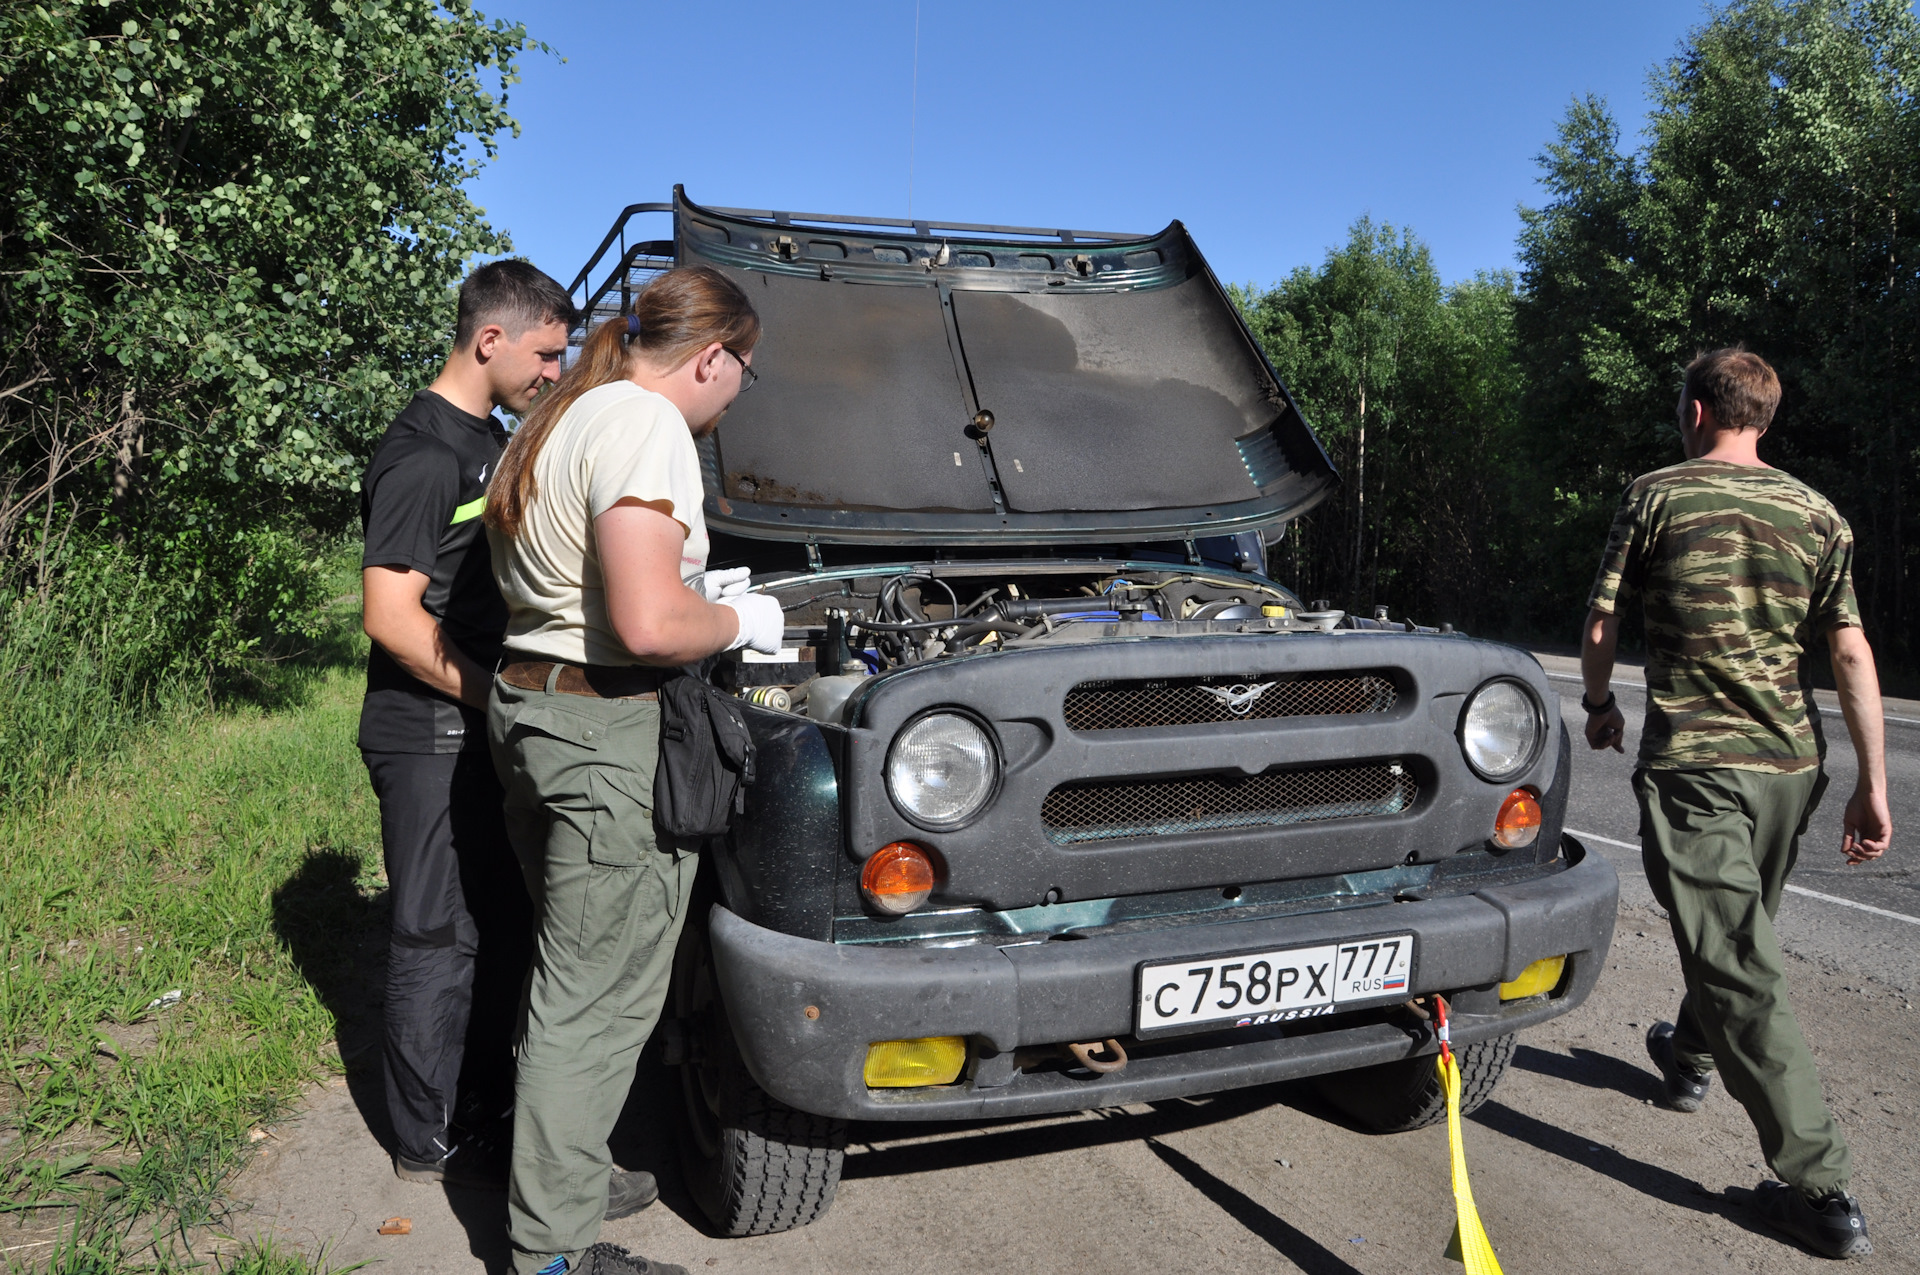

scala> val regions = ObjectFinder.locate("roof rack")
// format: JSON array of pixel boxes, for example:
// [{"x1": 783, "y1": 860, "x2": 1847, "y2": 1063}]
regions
[{"x1": 567, "y1": 194, "x2": 1145, "y2": 339}]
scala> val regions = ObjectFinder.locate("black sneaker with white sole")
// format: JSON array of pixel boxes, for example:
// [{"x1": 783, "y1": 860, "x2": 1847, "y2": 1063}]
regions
[
  {"x1": 561, "y1": 1242, "x2": 688, "y2": 1275},
  {"x1": 1755, "y1": 1181, "x2": 1872, "y2": 1259},
  {"x1": 1645, "y1": 1021, "x2": 1712, "y2": 1113},
  {"x1": 604, "y1": 1169, "x2": 659, "y2": 1221}
]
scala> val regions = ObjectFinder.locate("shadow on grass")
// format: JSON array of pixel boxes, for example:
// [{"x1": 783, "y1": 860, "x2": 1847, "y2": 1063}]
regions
[{"x1": 270, "y1": 849, "x2": 393, "y2": 1154}]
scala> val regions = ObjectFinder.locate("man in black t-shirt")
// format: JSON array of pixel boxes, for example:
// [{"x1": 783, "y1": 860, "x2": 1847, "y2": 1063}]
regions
[{"x1": 360, "y1": 259, "x2": 574, "y2": 1186}]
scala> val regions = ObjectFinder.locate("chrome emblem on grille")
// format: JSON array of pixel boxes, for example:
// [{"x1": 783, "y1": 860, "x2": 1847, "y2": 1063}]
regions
[{"x1": 1195, "y1": 681, "x2": 1277, "y2": 716}]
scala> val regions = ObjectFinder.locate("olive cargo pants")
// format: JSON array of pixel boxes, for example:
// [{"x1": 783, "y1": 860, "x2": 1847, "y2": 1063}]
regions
[
  {"x1": 490, "y1": 674, "x2": 698, "y2": 1275},
  {"x1": 1634, "y1": 765, "x2": 1850, "y2": 1197}
]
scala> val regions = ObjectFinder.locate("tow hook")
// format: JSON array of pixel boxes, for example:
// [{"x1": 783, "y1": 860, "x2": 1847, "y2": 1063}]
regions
[{"x1": 1064, "y1": 1038, "x2": 1129, "y2": 1075}]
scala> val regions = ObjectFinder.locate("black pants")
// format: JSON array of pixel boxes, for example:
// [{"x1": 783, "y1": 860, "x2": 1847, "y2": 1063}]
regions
[{"x1": 363, "y1": 749, "x2": 533, "y2": 1163}]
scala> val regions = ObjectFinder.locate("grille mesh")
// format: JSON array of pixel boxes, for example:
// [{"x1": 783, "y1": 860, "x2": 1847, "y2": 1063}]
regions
[
  {"x1": 1041, "y1": 761, "x2": 1418, "y2": 844},
  {"x1": 1063, "y1": 672, "x2": 1397, "y2": 731}
]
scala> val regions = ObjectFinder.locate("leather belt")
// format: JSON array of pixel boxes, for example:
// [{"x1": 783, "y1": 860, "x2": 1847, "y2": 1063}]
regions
[{"x1": 498, "y1": 659, "x2": 665, "y2": 701}]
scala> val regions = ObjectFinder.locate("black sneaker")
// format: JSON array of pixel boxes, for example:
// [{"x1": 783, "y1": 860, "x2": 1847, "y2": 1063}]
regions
[
  {"x1": 1645, "y1": 1021, "x2": 1712, "y2": 1112},
  {"x1": 604, "y1": 1168, "x2": 659, "y2": 1221},
  {"x1": 1755, "y1": 1181, "x2": 1872, "y2": 1259},
  {"x1": 393, "y1": 1126, "x2": 510, "y2": 1190},
  {"x1": 575, "y1": 1243, "x2": 689, "y2": 1275}
]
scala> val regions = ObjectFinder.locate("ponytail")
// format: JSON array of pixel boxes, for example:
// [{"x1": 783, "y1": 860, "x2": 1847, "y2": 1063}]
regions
[{"x1": 486, "y1": 265, "x2": 761, "y2": 538}]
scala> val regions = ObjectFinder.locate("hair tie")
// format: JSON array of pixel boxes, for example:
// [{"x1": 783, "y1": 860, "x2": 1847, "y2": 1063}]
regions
[{"x1": 626, "y1": 313, "x2": 641, "y2": 339}]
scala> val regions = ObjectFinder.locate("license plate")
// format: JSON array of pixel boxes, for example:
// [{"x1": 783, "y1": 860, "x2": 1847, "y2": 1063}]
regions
[{"x1": 1135, "y1": 933, "x2": 1415, "y2": 1036}]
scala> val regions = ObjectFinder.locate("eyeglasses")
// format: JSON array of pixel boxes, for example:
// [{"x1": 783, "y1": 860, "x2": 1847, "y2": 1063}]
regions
[{"x1": 724, "y1": 347, "x2": 757, "y2": 393}]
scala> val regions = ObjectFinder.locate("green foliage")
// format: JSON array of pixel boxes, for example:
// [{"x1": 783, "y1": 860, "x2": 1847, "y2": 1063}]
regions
[
  {"x1": 1233, "y1": 224, "x2": 1528, "y2": 630},
  {"x1": 0, "y1": 0, "x2": 535, "y2": 795},
  {"x1": 0, "y1": 0, "x2": 532, "y2": 550},
  {"x1": 0, "y1": 636, "x2": 381, "y2": 1270},
  {"x1": 1234, "y1": 1, "x2": 1918, "y2": 664},
  {"x1": 1516, "y1": 0, "x2": 1920, "y2": 658},
  {"x1": 0, "y1": 531, "x2": 340, "y2": 805},
  {"x1": 0, "y1": 0, "x2": 535, "y2": 811}
]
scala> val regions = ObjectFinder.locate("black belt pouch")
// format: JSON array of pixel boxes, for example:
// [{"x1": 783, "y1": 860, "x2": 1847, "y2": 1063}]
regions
[{"x1": 654, "y1": 671, "x2": 757, "y2": 838}]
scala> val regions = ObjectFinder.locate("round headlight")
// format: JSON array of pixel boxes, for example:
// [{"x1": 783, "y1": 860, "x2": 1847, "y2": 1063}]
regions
[
  {"x1": 1460, "y1": 680, "x2": 1542, "y2": 781},
  {"x1": 886, "y1": 712, "x2": 999, "y2": 830}
]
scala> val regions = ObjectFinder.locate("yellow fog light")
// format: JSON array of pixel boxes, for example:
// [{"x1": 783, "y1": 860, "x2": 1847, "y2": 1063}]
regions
[
  {"x1": 863, "y1": 1036, "x2": 966, "y2": 1088},
  {"x1": 1500, "y1": 955, "x2": 1566, "y2": 1000}
]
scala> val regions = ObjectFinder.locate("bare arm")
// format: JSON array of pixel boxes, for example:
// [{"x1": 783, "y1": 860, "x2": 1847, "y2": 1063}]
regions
[
  {"x1": 1580, "y1": 607, "x2": 1626, "y2": 753},
  {"x1": 595, "y1": 501, "x2": 740, "y2": 665},
  {"x1": 362, "y1": 566, "x2": 492, "y2": 710},
  {"x1": 1827, "y1": 624, "x2": 1892, "y2": 864}
]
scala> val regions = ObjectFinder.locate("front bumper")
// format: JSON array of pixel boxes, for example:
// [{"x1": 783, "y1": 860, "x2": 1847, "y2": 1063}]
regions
[{"x1": 708, "y1": 835, "x2": 1618, "y2": 1121}]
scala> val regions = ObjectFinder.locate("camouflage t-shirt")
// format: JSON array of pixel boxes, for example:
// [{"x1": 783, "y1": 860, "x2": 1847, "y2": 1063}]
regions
[{"x1": 1587, "y1": 459, "x2": 1860, "y2": 773}]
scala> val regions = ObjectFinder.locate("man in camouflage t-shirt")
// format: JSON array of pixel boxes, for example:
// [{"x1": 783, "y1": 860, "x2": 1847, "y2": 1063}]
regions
[{"x1": 1581, "y1": 348, "x2": 1892, "y2": 1261}]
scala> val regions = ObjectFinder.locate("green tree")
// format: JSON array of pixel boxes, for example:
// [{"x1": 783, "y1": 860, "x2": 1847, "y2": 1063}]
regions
[
  {"x1": 0, "y1": 0, "x2": 535, "y2": 799},
  {"x1": 1517, "y1": 0, "x2": 1920, "y2": 663},
  {"x1": 0, "y1": 0, "x2": 532, "y2": 624},
  {"x1": 1235, "y1": 221, "x2": 1525, "y2": 630}
]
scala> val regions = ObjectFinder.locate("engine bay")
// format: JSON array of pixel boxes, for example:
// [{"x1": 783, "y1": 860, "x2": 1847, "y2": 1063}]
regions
[{"x1": 713, "y1": 562, "x2": 1425, "y2": 720}]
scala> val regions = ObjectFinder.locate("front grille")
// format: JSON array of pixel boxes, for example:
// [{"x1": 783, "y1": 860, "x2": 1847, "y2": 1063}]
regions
[
  {"x1": 1041, "y1": 761, "x2": 1418, "y2": 844},
  {"x1": 1063, "y1": 672, "x2": 1397, "y2": 731}
]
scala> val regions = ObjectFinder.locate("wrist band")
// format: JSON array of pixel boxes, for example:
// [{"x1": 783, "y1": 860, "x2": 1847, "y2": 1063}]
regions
[{"x1": 1580, "y1": 690, "x2": 1617, "y2": 715}]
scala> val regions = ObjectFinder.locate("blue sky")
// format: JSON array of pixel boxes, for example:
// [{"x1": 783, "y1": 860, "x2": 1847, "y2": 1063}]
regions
[{"x1": 466, "y1": 1, "x2": 1705, "y2": 295}]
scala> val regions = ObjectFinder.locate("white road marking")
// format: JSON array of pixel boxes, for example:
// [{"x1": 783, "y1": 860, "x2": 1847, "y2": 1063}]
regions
[
  {"x1": 1542, "y1": 672, "x2": 1920, "y2": 727},
  {"x1": 1568, "y1": 828, "x2": 1920, "y2": 928},
  {"x1": 1546, "y1": 672, "x2": 1644, "y2": 693}
]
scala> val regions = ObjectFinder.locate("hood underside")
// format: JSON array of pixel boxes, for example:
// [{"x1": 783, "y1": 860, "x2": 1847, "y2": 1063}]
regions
[{"x1": 673, "y1": 189, "x2": 1336, "y2": 545}]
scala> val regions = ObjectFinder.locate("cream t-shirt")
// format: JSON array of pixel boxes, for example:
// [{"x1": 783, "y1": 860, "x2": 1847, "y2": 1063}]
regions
[{"x1": 490, "y1": 380, "x2": 710, "y2": 666}]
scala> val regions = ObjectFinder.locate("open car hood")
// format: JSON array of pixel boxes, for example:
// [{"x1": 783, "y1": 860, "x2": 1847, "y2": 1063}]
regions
[{"x1": 672, "y1": 190, "x2": 1335, "y2": 545}]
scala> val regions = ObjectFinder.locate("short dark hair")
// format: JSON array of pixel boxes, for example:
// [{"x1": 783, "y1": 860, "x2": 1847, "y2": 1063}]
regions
[
  {"x1": 453, "y1": 259, "x2": 577, "y2": 349},
  {"x1": 1681, "y1": 347, "x2": 1781, "y2": 431}
]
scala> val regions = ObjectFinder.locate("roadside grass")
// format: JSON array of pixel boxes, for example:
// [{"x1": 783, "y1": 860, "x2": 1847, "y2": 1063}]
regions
[{"x1": 0, "y1": 565, "x2": 382, "y2": 1272}]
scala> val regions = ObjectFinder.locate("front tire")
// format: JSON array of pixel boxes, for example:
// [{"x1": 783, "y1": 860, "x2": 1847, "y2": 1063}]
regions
[
  {"x1": 1312, "y1": 1032, "x2": 1515, "y2": 1133},
  {"x1": 671, "y1": 902, "x2": 847, "y2": 1236}
]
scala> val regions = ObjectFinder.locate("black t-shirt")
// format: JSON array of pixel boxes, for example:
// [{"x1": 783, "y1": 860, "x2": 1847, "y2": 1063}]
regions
[{"x1": 357, "y1": 391, "x2": 510, "y2": 754}]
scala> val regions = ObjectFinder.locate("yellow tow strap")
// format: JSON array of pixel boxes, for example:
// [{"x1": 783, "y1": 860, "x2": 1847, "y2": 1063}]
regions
[{"x1": 1436, "y1": 1000, "x2": 1505, "y2": 1273}]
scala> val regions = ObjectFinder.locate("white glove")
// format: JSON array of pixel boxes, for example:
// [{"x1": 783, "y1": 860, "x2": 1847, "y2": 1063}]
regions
[
  {"x1": 693, "y1": 566, "x2": 752, "y2": 602},
  {"x1": 721, "y1": 592, "x2": 785, "y2": 655}
]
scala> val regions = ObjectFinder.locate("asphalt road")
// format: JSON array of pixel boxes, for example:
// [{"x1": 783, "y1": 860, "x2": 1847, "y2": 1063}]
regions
[
  {"x1": 226, "y1": 650, "x2": 1920, "y2": 1275},
  {"x1": 1533, "y1": 650, "x2": 1920, "y2": 995}
]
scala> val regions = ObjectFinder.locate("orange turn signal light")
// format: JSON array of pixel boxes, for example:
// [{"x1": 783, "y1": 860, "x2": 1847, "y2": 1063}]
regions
[
  {"x1": 862, "y1": 842, "x2": 936, "y2": 915},
  {"x1": 1493, "y1": 787, "x2": 1543, "y2": 849}
]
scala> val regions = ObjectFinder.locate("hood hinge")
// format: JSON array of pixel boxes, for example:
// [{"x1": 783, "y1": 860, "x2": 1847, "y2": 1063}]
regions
[{"x1": 805, "y1": 540, "x2": 823, "y2": 573}]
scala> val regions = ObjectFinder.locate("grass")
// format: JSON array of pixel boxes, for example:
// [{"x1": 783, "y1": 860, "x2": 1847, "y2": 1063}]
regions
[{"x1": 0, "y1": 578, "x2": 383, "y2": 1272}]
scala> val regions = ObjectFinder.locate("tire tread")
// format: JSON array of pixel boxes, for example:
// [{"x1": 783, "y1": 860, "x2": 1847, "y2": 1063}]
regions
[{"x1": 1313, "y1": 1032, "x2": 1516, "y2": 1133}]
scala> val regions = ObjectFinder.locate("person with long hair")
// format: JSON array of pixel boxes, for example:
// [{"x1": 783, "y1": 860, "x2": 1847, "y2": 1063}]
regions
[{"x1": 483, "y1": 266, "x2": 781, "y2": 1275}]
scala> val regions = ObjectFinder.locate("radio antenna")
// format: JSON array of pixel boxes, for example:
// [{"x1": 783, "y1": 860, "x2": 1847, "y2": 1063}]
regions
[{"x1": 908, "y1": 0, "x2": 921, "y2": 220}]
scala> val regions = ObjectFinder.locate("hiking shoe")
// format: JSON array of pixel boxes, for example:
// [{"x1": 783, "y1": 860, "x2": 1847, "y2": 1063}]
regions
[
  {"x1": 573, "y1": 1243, "x2": 689, "y2": 1275},
  {"x1": 394, "y1": 1126, "x2": 510, "y2": 1190},
  {"x1": 1755, "y1": 1181, "x2": 1872, "y2": 1259},
  {"x1": 1645, "y1": 1021, "x2": 1712, "y2": 1112},
  {"x1": 604, "y1": 1168, "x2": 659, "y2": 1220}
]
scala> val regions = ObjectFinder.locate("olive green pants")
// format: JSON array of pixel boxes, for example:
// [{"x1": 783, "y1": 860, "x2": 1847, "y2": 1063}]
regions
[
  {"x1": 489, "y1": 674, "x2": 698, "y2": 1275},
  {"x1": 1634, "y1": 765, "x2": 1849, "y2": 1197}
]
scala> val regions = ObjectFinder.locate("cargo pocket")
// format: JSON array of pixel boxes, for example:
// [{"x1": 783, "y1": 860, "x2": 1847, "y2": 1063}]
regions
[
  {"x1": 587, "y1": 764, "x2": 658, "y2": 867},
  {"x1": 509, "y1": 701, "x2": 607, "y2": 750}
]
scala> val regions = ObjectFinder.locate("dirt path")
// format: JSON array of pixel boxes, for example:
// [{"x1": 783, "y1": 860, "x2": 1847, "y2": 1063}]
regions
[{"x1": 230, "y1": 893, "x2": 1919, "y2": 1274}]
